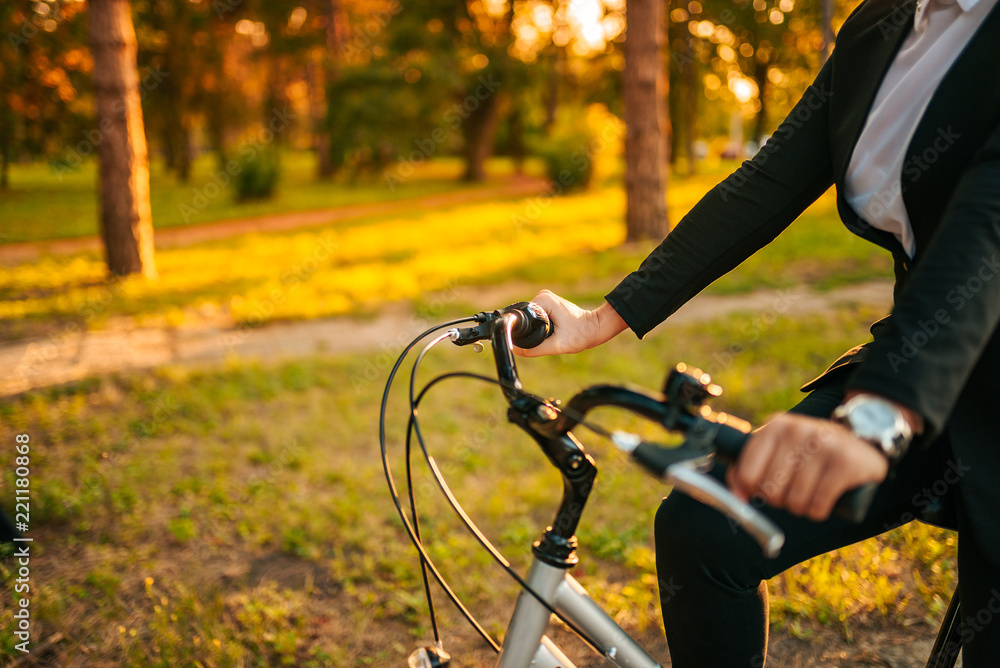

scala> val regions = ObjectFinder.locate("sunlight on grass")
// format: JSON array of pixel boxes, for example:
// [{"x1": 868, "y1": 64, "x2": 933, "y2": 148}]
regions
[
  {"x1": 0, "y1": 153, "x2": 531, "y2": 243},
  {"x1": 0, "y1": 162, "x2": 893, "y2": 341}
]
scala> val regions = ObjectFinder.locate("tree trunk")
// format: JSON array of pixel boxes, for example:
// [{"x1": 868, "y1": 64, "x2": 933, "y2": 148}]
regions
[
  {"x1": 753, "y1": 59, "x2": 770, "y2": 144},
  {"x1": 173, "y1": 122, "x2": 191, "y2": 182},
  {"x1": 545, "y1": 48, "x2": 560, "y2": 132},
  {"x1": 310, "y1": 61, "x2": 333, "y2": 178},
  {"x1": 315, "y1": 0, "x2": 345, "y2": 178},
  {"x1": 509, "y1": 106, "x2": 526, "y2": 174},
  {"x1": 461, "y1": 90, "x2": 503, "y2": 182},
  {"x1": 623, "y1": 0, "x2": 669, "y2": 241},
  {"x1": 1, "y1": 125, "x2": 9, "y2": 191},
  {"x1": 683, "y1": 49, "x2": 697, "y2": 175},
  {"x1": 88, "y1": 0, "x2": 156, "y2": 278}
]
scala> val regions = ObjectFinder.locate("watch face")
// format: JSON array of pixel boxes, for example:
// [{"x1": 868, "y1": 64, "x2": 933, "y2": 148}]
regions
[{"x1": 853, "y1": 401, "x2": 897, "y2": 435}]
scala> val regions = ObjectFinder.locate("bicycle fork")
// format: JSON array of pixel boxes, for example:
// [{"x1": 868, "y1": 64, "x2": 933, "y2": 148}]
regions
[{"x1": 497, "y1": 558, "x2": 662, "y2": 668}]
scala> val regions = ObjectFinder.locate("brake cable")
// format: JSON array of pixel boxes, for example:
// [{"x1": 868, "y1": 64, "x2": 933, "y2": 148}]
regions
[
  {"x1": 385, "y1": 327, "x2": 649, "y2": 659},
  {"x1": 379, "y1": 318, "x2": 502, "y2": 651}
]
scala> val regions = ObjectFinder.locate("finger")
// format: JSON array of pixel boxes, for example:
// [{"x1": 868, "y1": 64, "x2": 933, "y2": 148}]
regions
[
  {"x1": 782, "y1": 444, "x2": 825, "y2": 517},
  {"x1": 514, "y1": 339, "x2": 554, "y2": 357},
  {"x1": 798, "y1": 422, "x2": 846, "y2": 520},
  {"x1": 807, "y1": 464, "x2": 848, "y2": 522},
  {"x1": 764, "y1": 422, "x2": 825, "y2": 513},
  {"x1": 726, "y1": 467, "x2": 750, "y2": 502},
  {"x1": 516, "y1": 291, "x2": 591, "y2": 357},
  {"x1": 734, "y1": 428, "x2": 781, "y2": 500}
]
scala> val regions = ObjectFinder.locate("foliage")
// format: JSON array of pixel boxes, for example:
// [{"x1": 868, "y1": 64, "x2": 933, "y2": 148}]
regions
[
  {"x1": 0, "y1": 1, "x2": 91, "y2": 180},
  {"x1": 325, "y1": 63, "x2": 437, "y2": 178},
  {"x1": 0, "y1": 0, "x2": 874, "y2": 190},
  {"x1": 234, "y1": 146, "x2": 281, "y2": 201},
  {"x1": 529, "y1": 105, "x2": 600, "y2": 192}
]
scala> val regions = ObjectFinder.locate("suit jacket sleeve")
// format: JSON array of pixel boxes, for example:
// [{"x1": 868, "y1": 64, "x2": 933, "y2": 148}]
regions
[
  {"x1": 847, "y1": 119, "x2": 1000, "y2": 439},
  {"x1": 605, "y1": 60, "x2": 836, "y2": 338}
]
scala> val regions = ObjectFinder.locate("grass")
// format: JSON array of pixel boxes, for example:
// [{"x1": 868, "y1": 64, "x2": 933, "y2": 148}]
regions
[
  {"x1": 0, "y1": 153, "x2": 531, "y2": 243},
  {"x1": 0, "y1": 159, "x2": 893, "y2": 341},
  {"x1": 0, "y1": 305, "x2": 957, "y2": 667}
]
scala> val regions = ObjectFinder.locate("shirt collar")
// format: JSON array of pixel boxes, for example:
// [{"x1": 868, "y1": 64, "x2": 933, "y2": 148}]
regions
[{"x1": 914, "y1": 0, "x2": 983, "y2": 29}]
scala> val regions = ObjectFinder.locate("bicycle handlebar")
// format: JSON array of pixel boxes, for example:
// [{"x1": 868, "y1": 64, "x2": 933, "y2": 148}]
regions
[{"x1": 449, "y1": 302, "x2": 878, "y2": 557}]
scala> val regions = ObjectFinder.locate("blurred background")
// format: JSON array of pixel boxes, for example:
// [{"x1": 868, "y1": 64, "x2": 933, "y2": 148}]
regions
[{"x1": 0, "y1": 1, "x2": 960, "y2": 666}]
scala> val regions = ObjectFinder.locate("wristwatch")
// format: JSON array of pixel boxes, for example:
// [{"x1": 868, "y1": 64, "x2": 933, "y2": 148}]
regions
[{"x1": 832, "y1": 394, "x2": 914, "y2": 463}]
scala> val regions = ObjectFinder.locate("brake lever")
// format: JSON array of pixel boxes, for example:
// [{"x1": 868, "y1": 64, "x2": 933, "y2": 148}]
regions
[
  {"x1": 665, "y1": 463, "x2": 785, "y2": 558},
  {"x1": 612, "y1": 432, "x2": 785, "y2": 557},
  {"x1": 611, "y1": 431, "x2": 717, "y2": 471}
]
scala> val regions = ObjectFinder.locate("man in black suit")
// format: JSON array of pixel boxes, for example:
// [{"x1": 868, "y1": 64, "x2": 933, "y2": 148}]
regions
[{"x1": 517, "y1": 0, "x2": 1000, "y2": 664}]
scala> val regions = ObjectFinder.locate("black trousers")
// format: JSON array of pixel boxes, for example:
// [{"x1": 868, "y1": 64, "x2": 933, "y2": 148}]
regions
[{"x1": 655, "y1": 379, "x2": 1000, "y2": 667}]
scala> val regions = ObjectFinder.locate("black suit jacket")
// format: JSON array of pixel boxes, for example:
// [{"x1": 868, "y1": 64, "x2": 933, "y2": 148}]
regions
[{"x1": 606, "y1": 0, "x2": 1000, "y2": 562}]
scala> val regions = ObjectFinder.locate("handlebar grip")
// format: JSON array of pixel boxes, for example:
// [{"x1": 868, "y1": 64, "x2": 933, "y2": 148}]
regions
[
  {"x1": 503, "y1": 301, "x2": 553, "y2": 349},
  {"x1": 834, "y1": 482, "x2": 878, "y2": 523}
]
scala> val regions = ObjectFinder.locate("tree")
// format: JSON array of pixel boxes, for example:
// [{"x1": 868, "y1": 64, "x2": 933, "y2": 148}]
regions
[
  {"x1": 88, "y1": 0, "x2": 156, "y2": 278},
  {"x1": 315, "y1": 0, "x2": 346, "y2": 177},
  {"x1": 136, "y1": 0, "x2": 222, "y2": 183},
  {"x1": 0, "y1": 1, "x2": 90, "y2": 189},
  {"x1": 623, "y1": 0, "x2": 669, "y2": 241}
]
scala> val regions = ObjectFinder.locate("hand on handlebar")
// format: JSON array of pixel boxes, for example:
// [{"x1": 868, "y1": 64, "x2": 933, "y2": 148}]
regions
[
  {"x1": 726, "y1": 413, "x2": 889, "y2": 523},
  {"x1": 513, "y1": 290, "x2": 629, "y2": 357}
]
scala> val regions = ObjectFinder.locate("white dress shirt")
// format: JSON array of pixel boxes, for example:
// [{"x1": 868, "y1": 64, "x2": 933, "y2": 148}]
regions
[{"x1": 843, "y1": 0, "x2": 997, "y2": 258}]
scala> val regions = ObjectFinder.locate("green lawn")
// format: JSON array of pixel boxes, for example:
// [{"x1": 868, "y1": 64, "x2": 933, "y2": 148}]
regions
[
  {"x1": 0, "y1": 159, "x2": 893, "y2": 341},
  {"x1": 0, "y1": 305, "x2": 955, "y2": 666},
  {"x1": 0, "y1": 153, "x2": 524, "y2": 243}
]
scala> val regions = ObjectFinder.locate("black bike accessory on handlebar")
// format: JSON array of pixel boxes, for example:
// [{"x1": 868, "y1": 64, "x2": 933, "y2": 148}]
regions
[
  {"x1": 448, "y1": 301, "x2": 553, "y2": 349},
  {"x1": 503, "y1": 301, "x2": 553, "y2": 349}
]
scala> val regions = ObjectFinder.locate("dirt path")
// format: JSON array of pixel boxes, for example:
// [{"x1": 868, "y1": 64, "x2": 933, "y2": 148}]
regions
[
  {"x1": 0, "y1": 174, "x2": 549, "y2": 264},
  {"x1": 0, "y1": 279, "x2": 893, "y2": 398}
]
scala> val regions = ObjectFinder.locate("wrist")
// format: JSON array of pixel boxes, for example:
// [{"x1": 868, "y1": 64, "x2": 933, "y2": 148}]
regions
[
  {"x1": 593, "y1": 301, "x2": 628, "y2": 346},
  {"x1": 834, "y1": 393, "x2": 918, "y2": 463},
  {"x1": 843, "y1": 390, "x2": 924, "y2": 436}
]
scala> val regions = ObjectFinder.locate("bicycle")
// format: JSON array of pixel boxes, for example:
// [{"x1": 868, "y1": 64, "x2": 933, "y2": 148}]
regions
[{"x1": 379, "y1": 301, "x2": 963, "y2": 668}]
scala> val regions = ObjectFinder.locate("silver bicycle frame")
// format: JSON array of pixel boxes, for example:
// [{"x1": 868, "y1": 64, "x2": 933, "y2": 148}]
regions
[{"x1": 497, "y1": 558, "x2": 662, "y2": 668}]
